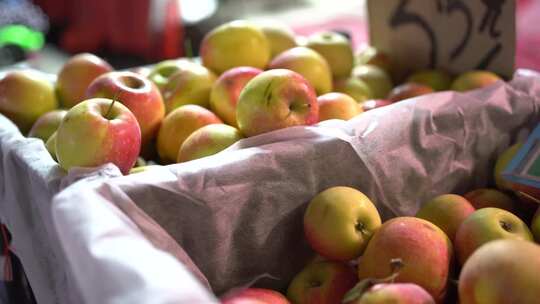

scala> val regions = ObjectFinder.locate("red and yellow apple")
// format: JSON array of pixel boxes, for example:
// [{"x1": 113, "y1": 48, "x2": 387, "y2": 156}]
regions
[
  {"x1": 0, "y1": 70, "x2": 59, "y2": 133},
  {"x1": 200, "y1": 20, "x2": 270, "y2": 74},
  {"x1": 306, "y1": 31, "x2": 354, "y2": 79},
  {"x1": 85, "y1": 71, "x2": 165, "y2": 144},
  {"x1": 357, "y1": 217, "x2": 452, "y2": 302},
  {"x1": 407, "y1": 69, "x2": 453, "y2": 91},
  {"x1": 177, "y1": 124, "x2": 243, "y2": 163},
  {"x1": 304, "y1": 186, "x2": 381, "y2": 261},
  {"x1": 268, "y1": 47, "x2": 332, "y2": 95},
  {"x1": 354, "y1": 45, "x2": 392, "y2": 74},
  {"x1": 349, "y1": 283, "x2": 435, "y2": 304},
  {"x1": 147, "y1": 59, "x2": 197, "y2": 92},
  {"x1": 454, "y1": 207, "x2": 533, "y2": 265},
  {"x1": 317, "y1": 92, "x2": 361, "y2": 121},
  {"x1": 55, "y1": 98, "x2": 141, "y2": 174},
  {"x1": 222, "y1": 288, "x2": 290, "y2": 304},
  {"x1": 387, "y1": 83, "x2": 434, "y2": 103},
  {"x1": 236, "y1": 69, "x2": 318, "y2": 137},
  {"x1": 28, "y1": 109, "x2": 67, "y2": 142},
  {"x1": 450, "y1": 70, "x2": 501, "y2": 92},
  {"x1": 352, "y1": 65, "x2": 393, "y2": 99},
  {"x1": 464, "y1": 188, "x2": 516, "y2": 212},
  {"x1": 161, "y1": 63, "x2": 216, "y2": 113},
  {"x1": 156, "y1": 104, "x2": 221, "y2": 164},
  {"x1": 56, "y1": 53, "x2": 113, "y2": 108},
  {"x1": 459, "y1": 239, "x2": 540, "y2": 304},
  {"x1": 416, "y1": 194, "x2": 475, "y2": 241},
  {"x1": 287, "y1": 261, "x2": 357, "y2": 304},
  {"x1": 361, "y1": 99, "x2": 392, "y2": 112},
  {"x1": 209, "y1": 66, "x2": 263, "y2": 127}
]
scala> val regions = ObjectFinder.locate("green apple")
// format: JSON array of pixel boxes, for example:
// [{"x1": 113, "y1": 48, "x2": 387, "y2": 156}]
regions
[
  {"x1": 236, "y1": 69, "x2": 319, "y2": 137},
  {"x1": 255, "y1": 20, "x2": 297, "y2": 59},
  {"x1": 450, "y1": 70, "x2": 501, "y2": 92},
  {"x1": 287, "y1": 261, "x2": 357, "y2": 304},
  {"x1": 85, "y1": 71, "x2": 165, "y2": 145},
  {"x1": 416, "y1": 194, "x2": 475, "y2": 241},
  {"x1": 162, "y1": 63, "x2": 216, "y2": 113},
  {"x1": 45, "y1": 131, "x2": 58, "y2": 160},
  {"x1": 455, "y1": 207, "x2": 533, "y2": 265},
  {"x1": 0, "y1": 70, "x2": 58, "y2": 133},
  {"x1": 55, "y1": 98, "x2": 141, "y2": 174},
  {"x1": 464, "y1": 188, "x2": 516, "y2": 212},
  {"x1": 352, "y1": 65, "x2": 393, "y2": 99},
  {"x1": 177, "y1": 124, "x2": 243, "y2": 163},
  {"x1": 494, "y1": 142, "x2": 523, "y2": 191},
  {"x1": 305, "y1": 31, "x2": 354, "y2": 78},
  {"x1": 56, "y1": 53, "x2": 113, "y2": 108},
  {"x1": 407, "y1": 69, "x2": 453, "y2": 91},
  {"x1": 357, "y1": 217, "x2": 452, "y2": 302},
  {"x1": 387, "y1": 83, "x2": 434, "y2": 102},
  {"x1": 350, "y1": 283, "x2": 435, "y2": 304},
  {"x1": 200, "y1": 20, "x2": 270, "y2": 74},
  {"x1": 222, "y1": 288, "x2": 290, "y2": 304},
  {"x1": 268, "y1": 46, "x2": 332, "y2": 95},
  {"x1": 28, "y1": 109, "x2": 67, "y2": 142},
  {"x1": 156, "y1": 104, "x2": 222, "y2": 164},
  {"x1": 147, "y1": 59, "x2": 197, "y2": 92},
  {"x1": 304, "y1": 186, "x2": 381, "y2": 261},
  {"x1": 459, "y1": 239, "x2": 540, "y2": 304},
  {"x1": 333, "y1": 77, "x2": 372, "y2": 104},
  {"x1": 209, "y1": 66, "x2": 262, "y2": 127},
  {"x1": 317, "y1": 92, "x2": 361, "y2": 121}
]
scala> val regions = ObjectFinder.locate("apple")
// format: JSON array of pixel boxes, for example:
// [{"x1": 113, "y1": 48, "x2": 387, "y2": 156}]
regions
[
  {"x1": 459, "y1": 239, "x2": 540, "y2": 304},
  {"x1": 28, "y1": 109, "x2": 67, "y2": 142},
  {"x1": 464, "y1": 188, "x2": 516, "y2": 212},
  {"x1": 268, "y1": 47, "x2": 332, "y2": 95},
  {"x1": 56, "y1": 53, "x2": 113, "y2": 108},
  {"x1": 255, "y1": 20, "x2": 297, "y2": 59},
  {"x1": 354, "y1": 45, "x2": 392, "y2": 74},
  {"x1": 305, "y1": 31, "x2": 354, "y2": 79},
  {"x1": 361, "y1": 99, "x2": 392, "y2": 112},
  {"x1": 387, "y1": 83, "x2": 434, "y2": 103},
  {"x1": 287, "y1": 261, "x2": 358, "y2": 304},
  {"x1": 0, "y1": 70, "x2": 59, "y2": 133},
  {"x1": 357, "y1": 217, "x2": 452, "y2": 302},
  {"x1": 55, "y1": 98, "x2": 141, "y2": 174},
  {"x1": 407, "y1": 69, "x2": 453, "y2": 91},
  {"x1": 351, "y1": 65, "x2": 393, "y2": 99},
  {"x1": 236, "y1": 69, "x2": 318, "y2": 137},
  {"x1": 317, "y1": 92, "x2": 361, "y2": 121},
  {"x1": 454, "y1": 207, "x2": 533, "y2": 265},
  {"x1": 222, "y1": 288, "x2": 290, "y2": 304},
  {"x1": 333, "y1": 77, "x2": 373, "y2": 104},
  {"x1": 147, "y1": 59, "x2": 197, "y2": 92},
  {"x1": 347, "y1": 283, "x2": 435, "y2": 304},
  {"x1": 494, "y1": 142, "x2": 523, "y2": 191},
  {"x1": 209, "y1": 66, "x2": 263, "y2": 127},
  {"x1": 46, "y1": 131, "x2": 58, "y2": 160},
  {"x1": 415, "y1": 194, "x2": 475, "y2": 241},
  {"x1": 156, "y1": 104, "x2": 222, "y2": 164},
  {"x1": 161, "y1": 63, "x2": 217, "y2": 113},
  {"x1": 304, "y1": 186, "x2": 381, "y2": 261},
  {"x1": 450, "y1": 70, "x2": 501, "y2": 92},
  {"x1": 177, "y1": 124, "x2": 243, "y2": 163},
  {"x1": 85, "y1": 71, "x2": 165, "y2": 145},
  {"x1": 200, "y1": 20, "x2": 270, "y2": 74}
]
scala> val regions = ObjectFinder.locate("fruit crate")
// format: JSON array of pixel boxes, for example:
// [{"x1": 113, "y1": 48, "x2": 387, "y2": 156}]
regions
[{"x1": 1, "y1": 68, "x2": 537, "y2": 303}]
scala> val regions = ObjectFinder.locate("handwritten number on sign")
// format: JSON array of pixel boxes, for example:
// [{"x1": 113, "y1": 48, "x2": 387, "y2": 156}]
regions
[
  {"x1": 444, "y1": 0, "x2": 473, "y2": 61},
  {"x1": 479, "y1": 0, "x2": 505, "y2": 38},
  {"x1": 390, "y1": 0, "x2": 438, "y2": 68}
]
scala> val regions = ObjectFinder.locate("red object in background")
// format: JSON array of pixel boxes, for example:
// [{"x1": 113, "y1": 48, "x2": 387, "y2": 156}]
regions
[{"x1": 33, "y1": 0, "x2": 184, "y2": 60}]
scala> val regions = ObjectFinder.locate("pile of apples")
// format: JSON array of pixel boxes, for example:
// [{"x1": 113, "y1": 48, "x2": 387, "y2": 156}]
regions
[
  {"x1": 0, "y1": 19, "x2": 502, "y2": 175},
  {"x1": 222, "y1": 142, "x2": 540, "y2": 304}
]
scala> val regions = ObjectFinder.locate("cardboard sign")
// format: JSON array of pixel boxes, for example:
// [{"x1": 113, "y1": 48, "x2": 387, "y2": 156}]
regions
[
  {"x1": 367, "y1": 0, "x2": 515, "y2": 80},
  {"x1": 503, "y1": 123, "x2": 540, "y2": 202}
]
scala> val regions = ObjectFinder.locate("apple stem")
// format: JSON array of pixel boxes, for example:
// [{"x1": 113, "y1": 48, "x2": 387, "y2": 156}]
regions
[
  {"x1": 105, "y1": 91, "x2": 121, "y2": 120},
  {"x1": 341, "y1": 258, "x2": 404, "y2": 303}
]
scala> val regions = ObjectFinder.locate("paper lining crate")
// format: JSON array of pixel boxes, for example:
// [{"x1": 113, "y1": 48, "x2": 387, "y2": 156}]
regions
[{"x1": 1, "y1": 69, "x2": 536, "y2": 303}]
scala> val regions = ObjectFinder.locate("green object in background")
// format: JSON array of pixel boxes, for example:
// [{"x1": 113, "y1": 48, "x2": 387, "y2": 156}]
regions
[{"x1": 0, "y1": 24, "x2": 44, "y2": 51}]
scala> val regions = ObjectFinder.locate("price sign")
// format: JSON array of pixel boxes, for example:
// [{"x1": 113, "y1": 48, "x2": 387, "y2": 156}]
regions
[{"x1": 367, "y1": 0, "x2": 515, "y2": 80}]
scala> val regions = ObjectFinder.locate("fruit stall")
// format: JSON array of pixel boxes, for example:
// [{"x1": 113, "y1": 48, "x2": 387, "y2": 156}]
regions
[{"x1": 1, "y1": 0, "x2": 540, "y2": 303}]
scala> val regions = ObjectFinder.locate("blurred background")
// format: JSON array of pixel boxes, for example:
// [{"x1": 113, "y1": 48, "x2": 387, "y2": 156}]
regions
[{"x1": 0, "y1": 0, "x2": 538, "y2": 72}]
